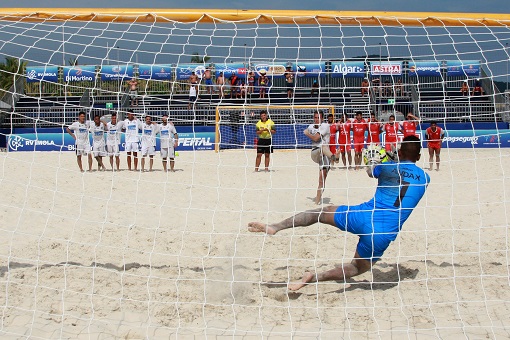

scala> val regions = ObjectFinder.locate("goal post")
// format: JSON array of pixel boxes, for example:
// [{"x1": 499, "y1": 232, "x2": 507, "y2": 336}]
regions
[{"x1": 214, "y1": 104, "x2": 335, "y2": 152}]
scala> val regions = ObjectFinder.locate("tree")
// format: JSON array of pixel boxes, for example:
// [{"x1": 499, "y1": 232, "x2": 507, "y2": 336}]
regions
[
  {"x1": 68, "y1": 57, "x2": 78, "y2": 66},
  {"x1": 190, "y1": 52, "x2": 211, "y2": 64},
  {"x1": 0, "y1": 57, "x2": 27, "y2": 92}
]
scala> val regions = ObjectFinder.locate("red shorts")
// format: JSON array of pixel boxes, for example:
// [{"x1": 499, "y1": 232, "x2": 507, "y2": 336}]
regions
[
  {"x1": 329, "y1": 145, "x2": 337, "y2": 155},
  {"x1": 339, "y1": 143, "x2": 351, "y2": 153},
  {"x1": 353, "y1": 141, "x2": 364, "y2": 153},
  {"x1": 428, "y1": 143, "x2": 441, "y2": 150}
]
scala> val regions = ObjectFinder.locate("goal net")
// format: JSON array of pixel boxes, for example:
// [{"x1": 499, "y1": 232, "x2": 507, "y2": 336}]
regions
[
  {"x1": 215, "y1": 105, "x2": 335, "y2": 151},
  {"x1": 0, "y1": 9, "x2": 509, "y2": 339}
]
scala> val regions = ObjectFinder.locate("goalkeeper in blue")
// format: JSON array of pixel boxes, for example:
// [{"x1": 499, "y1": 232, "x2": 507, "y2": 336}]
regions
[{"x1": 248, "y1": 136, "x2": 429, "y2": 291}]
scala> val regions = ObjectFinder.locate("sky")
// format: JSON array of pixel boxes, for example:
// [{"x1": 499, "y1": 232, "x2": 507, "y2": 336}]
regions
[{"x1": 7, "y1": 0, "x2": 510, "y2": 13}]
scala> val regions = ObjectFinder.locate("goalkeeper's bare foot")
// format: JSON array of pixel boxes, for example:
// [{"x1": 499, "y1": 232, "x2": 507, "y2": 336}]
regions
[
  {"x1": 288, "y1": 272, "x2": 314, "y2": 291},
  {"x1": 248, "y1": 222, "x2": 277, "y2": 235}
]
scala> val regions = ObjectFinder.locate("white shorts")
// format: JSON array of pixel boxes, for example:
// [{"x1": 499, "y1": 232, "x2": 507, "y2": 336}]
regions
[
  {"x1": 125, "y1": 142, "x2": 139, "y2": 153},
  {"x1": 107, "y1": 144, "x2": 120, "y2": 156},
  {"x1": 75, "y1": 143, "x2": 91, "y2": 156},
  {"x1": 93, "y1": 142, "x2": 107, "y2": 157},
  {"x1": 141, "y1": 144, "x2": 156, "y2": 157},
  {"x1": 160, "y1": 147, "x2": 175, "y2": 159}
]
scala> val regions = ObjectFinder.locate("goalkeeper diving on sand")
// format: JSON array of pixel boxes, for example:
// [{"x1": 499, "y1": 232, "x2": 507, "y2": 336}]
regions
[{"x1": 248, "y1": 135, "x2": 430, "y2": 291}]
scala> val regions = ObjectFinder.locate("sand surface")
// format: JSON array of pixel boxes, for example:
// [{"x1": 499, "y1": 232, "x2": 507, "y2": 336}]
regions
[{"x1": 0, "y1": 148, "x2": 509, "y2": 339}]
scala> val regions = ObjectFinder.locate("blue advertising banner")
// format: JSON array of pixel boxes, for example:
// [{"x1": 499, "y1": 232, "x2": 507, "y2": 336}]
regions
[
  {"x1": 292, "y1": 62, "x2": 326, "y2": 77},
  {"x1": 446, "y1": 60, "x2": 480, "y2": 77},
  {"x1": 8, "y1": 129, "x2": 216, "y2": 152},
  {"x1": 330, "y1": 61, "x2": 365, "y2": 78},
  {"x1": 214, "y1": 63, "x2": 247, "y2": 78},
  {"x1": 175, "y1": 64, "x2": 208, "y2": 80},
  {"x1": 63, "y1": 66, "x2": 96, "y2": 82},
  {"x1": 438, "y1": 129, "x2": 510, "y2": 148},
  {"x1": 26, "y1": 66, "x2": 59, "y2": 83},
  {"x1": 138, "y1": 64, "x2": 173, "y2": 80},
  {"x1": 100, "y1": 65, "x2": 134, "y2": 81},
  {"x1": 409, "y1": 61, "x2": 441, "y2": 76}
]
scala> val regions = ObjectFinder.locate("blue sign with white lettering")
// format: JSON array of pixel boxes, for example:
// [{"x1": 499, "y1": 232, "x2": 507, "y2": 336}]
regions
[
  {"x1": 292, "y1": 62, "x2": 326, "y2": 77},
  {"x1": 100, "y1": 65, "x2": 134, "y2": 81},
  {"x1": 176, "y1": 64, "x2": 208, "y2": 80},
  {"x1": 26, "y1": 66, "x2": 59, "y2": 83},
  {"x1": 8, "y1": 130, "x2": 216, "y2": 152},
  {"x1": 63, "y1": 66, "x2": 96, "y2": 82},
  {"x1": 330, "y1": 61, "x2": 365, "y2": 78},
  {"x1": 138, "y1": 64, "x2": 173, "y2": 80},
  {"x1": 446, "y1": 60, "x2": 480, "y2": 77},
  {"x1": 409, "y1": 61, "x2": 441, "y2": 76},
  {"x1": 215, "y1": 63, "x2": 247, "y2": 78}
]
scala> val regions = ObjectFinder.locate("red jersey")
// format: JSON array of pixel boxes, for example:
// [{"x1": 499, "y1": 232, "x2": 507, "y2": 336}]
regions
[
  {"x1": 329, "y1": 123, "x2": 338, "y2": 145},
  {"x1": 352, "y1": 118, "x2": 367, "y2": 142},
  {"x1": 426, "y1": 126, "x2": 443, "y2": 147},
  {"x1": 384, "y1": 123, "x2": 400, "y2": 143},
  {"x1": 402, "y1": 121, "x2": 418, "y2": 137},
  {"x1": 338, "y1": 121, "x2": 351, "y2": 145},
  {"x1": 367, "y1": 120, "x2": 381, "y2": 144}
]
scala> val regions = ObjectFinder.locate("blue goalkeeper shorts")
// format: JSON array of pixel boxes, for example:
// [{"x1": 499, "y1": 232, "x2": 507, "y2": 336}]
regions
[{"x1": 333, "y1": 204, "x2": 395, "y2": 261}]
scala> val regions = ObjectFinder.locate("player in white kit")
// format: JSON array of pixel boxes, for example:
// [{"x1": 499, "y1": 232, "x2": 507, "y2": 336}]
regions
[
  {"x1": 159, "y1": 115, "x2": 179, "y2": 172},
  {"x1": 66, "y1": 111, "x2": 93, "y2": 172},
  {"x1": 140, "y1": 115, "x2": 159, "y2": 172},
  {"x1": 106, "y1": 112, "x2": 124, "y2": 171},
  {"x1": 90, "y1": 114, "x2": 108, "y2": 171},
  {"x1": 122, "y1": 110, "x2": 142, "y2": 171}
]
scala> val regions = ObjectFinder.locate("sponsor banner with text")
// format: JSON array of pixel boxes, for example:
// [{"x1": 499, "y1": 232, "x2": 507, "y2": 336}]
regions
[
  {"x1": 330, "y1": 61, "x2": 365, "y2": 78},
  {"x1": 292, "y1": 62, "x2": 326, "y2": 77},
  {"x1": 175, "y1": 64, "x2": 207, "y2": 80},
  {"x1": 215, "y1": 63, "x2": 247, "y2": 78},
  {"x1": 63, "y1": 66, "x2": 96, "y2": 82},
  {"x1": 8, "y1": 130, "x2": 215, "y2": 152},
  {"x1": 100, "y1": 65, "x2": 134, "y2": 81},
  {"x1": 446, "y1": 60, "x2": 480, "y2": 77},
  {"x1": 254, "y1": 63, "x2": 287, "y2": 77},
  {"x1": 138, "y1": 64, "x2": 173, "y2": 80},
  {"x1": 26, "y1": 66, "x2": 59, "y2": 83},
  {"x1": 371, "y1": 62, "x2": 402, "y2": 76},
  {"x1": 408, "y1": 61, "x2": 441, "y2": 77}
]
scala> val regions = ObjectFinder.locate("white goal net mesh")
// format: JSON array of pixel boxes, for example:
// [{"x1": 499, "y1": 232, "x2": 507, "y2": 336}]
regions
[{"x1": 0, "y1": 10, "x2": 509, "y2": 338}]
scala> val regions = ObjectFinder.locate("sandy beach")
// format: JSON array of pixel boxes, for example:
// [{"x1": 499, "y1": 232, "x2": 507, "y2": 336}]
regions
[{"x1": 0, "y1": 148, "x2": 509, "y2": 339}]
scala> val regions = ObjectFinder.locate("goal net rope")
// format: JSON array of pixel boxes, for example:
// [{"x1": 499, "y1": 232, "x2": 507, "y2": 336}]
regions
[{"x1": 0, "y1": 9, "x2": 509, "y2": 338}]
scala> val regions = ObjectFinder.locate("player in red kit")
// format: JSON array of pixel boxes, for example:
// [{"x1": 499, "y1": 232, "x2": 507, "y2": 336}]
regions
[
  {"x1": 384, "y1": 114, "x2": 401, "y2": 153},
  {"x1": 367, "y1": 113, "x2": 382, "y2": 145},
  {"x1": 425, "y1": 121, "x2": 445, "y2": 171},
  {"x1": 327, "y1": 114, "x2": 338, "y2": 163},
  {"x1": 337, "y1": 114, "x2": 352, "y2": 169},
  {"x1": 402, "y1": 112, "x2": 420, "y2": 138},
  {"x1": 352, "y1": 111, "x2": 367, "y2": 170}
]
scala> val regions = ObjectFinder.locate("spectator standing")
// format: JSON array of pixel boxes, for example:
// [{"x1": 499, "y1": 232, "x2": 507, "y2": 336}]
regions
[
  {"x1": 285, "y1": 66, "x2": 295, "y2": 99},
  {"x1": 127, "y1": 78, "x2": 139, "y2": 106}
]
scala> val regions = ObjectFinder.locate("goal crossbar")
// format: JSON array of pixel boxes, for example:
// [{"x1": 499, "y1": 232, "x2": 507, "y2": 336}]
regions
[{"x1": 1, "y1": 8, "x2": 510, "y2": 26}]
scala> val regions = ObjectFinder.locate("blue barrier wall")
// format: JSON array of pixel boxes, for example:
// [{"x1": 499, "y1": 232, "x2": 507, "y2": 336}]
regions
[{"x1": 3, "y1": 123, "x2": 510, "y2": 151}]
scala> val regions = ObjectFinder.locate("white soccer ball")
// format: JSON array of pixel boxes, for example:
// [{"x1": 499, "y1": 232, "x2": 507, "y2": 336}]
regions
[{"x1": 363, "y1": 145, "x2": 388, "y2": 165}]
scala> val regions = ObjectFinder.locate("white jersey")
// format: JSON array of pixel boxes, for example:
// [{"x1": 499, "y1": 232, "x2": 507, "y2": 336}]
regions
[
  {"x1": 90, "y1": 123, "x2": 106, "y2": 145},
  {"x1": 140, "y1": 123, "x2": 159, "y2": 147},
  {"x1": 107, "y1": 121, "x2": 124, "y2": 146},
  {"x1": 307, "y1": 122, "x2": 330, "y2": 147},
  {"x1": 189, "y1": 86, "x2": 197, "y2": 97},
  {"x1": 68, "y1": 121, "x2": 92, "y2": 146},
  {"x1": 159, "y1": 123, "x2": 177, "y2": 148},
  {"x1": 123, "y1": 118, "x2": 141, "y2": 143}
]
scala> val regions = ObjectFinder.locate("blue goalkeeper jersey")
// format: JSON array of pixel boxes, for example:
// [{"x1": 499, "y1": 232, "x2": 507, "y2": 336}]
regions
[{"x1": 361, "y1": 161, "x2": 429, "y2": 239}]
